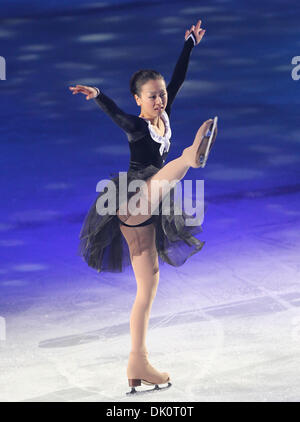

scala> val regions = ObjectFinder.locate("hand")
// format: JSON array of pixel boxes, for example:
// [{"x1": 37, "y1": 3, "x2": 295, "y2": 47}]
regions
[
  {"x1": 69, "y1": 84, "x2": 98, "y2": 100},
  {"x1": 184, "y1": 19, "x2": 206, "y2": 45}
]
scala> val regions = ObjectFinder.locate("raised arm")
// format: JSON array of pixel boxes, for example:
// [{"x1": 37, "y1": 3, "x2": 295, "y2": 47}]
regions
[
  {"x1": 166, "y1": 19, "x2": 206, "y2": 114},
  {"x1": 69, "y1": 84, "x2": 138, "y2": 134}
]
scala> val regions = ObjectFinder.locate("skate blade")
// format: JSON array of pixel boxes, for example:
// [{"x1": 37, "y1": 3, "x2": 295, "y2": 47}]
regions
[
  {"x1": 197, "y1": 137, "x2": 209, "y2": 167},
  {"x1": 200, "y1": 116, "x2": 218, "y2": 168},
  {"x1": 126, "y1": 381, "x2": 172, "y2": 396}
]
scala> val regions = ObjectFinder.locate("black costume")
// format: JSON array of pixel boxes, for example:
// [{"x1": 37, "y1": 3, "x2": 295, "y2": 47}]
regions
[{"x1": 78, "y1": 33, "x2": 206, "y2": 272}]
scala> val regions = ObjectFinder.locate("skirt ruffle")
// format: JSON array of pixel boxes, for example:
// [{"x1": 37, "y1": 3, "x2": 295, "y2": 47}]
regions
[{"x1": 78, "y1": 164, "x2": 206, "y2": 273}]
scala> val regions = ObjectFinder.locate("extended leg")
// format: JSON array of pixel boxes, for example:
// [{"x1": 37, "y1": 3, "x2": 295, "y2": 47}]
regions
[
  {"x1": 117, "y1": 118, "x2": 214, "y2": 227},
  {"x1": 117, "y1": 154, "x2": 189, "y2": 227}
]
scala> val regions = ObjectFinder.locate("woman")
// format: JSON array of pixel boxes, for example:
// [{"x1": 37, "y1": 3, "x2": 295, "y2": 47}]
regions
[{"x1": 69, "y1": 19, "x2": 217, "y2": 394}]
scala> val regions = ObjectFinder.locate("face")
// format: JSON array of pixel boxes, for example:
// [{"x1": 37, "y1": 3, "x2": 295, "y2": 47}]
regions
[{"x1": 135, "y1": 78, "x2": 168, "y2": 117}]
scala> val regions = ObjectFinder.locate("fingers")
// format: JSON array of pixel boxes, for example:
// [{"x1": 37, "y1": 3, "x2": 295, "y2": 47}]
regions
[
  {"x1": 69, "y1": 85, "x2": 97, "y2": 100},
  {"x1": 190, "y1": 20, "x2": 201, "y2": 32},
  {"x1": 186, "y1": 19, "x2": 203, "y2": 37},
  {"x1": 69, "y1": 85, "x2": 90, "y2": 96},
  {"x1": 186, "y1": 25, "x2": 202, "y2": 40},
  {"x1": 69, "y1": 86, "x2": 82, "y2": 93},
  {"x1": 189, "y1": 19, "x2": 206, "y2": 39},
  {"x1": 69, "y1": 84, "x2": 88, "y2": 91},
  {"x1": 69, "y1": 86, "x2": 79, "y2": 95}
]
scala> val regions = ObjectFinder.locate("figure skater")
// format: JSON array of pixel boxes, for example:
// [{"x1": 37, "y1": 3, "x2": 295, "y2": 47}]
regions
[{"x1": 69, "y1": 19, "x2": 218, "y2": 395}]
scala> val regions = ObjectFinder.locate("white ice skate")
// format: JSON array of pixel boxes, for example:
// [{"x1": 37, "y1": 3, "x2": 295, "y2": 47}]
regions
[{"x1": 126, "y1": 351, "x2": 172, "y2": 396}]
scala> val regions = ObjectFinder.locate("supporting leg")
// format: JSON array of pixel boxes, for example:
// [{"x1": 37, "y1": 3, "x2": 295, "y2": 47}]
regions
[
  {"x1": 120, "y1": 223, "x2": 159, "y2": 354},
  {"x1": 119, "y1": 222, "x2": 170, "y2": 384}
]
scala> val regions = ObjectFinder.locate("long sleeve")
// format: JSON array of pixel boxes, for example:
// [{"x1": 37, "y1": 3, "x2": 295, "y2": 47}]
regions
[
  {"x1": 165, "y1": 32, "x2": 196, "y2": 115},
  {"x1": 93, "y1": 89, "x2": 140, "y2": 135}
]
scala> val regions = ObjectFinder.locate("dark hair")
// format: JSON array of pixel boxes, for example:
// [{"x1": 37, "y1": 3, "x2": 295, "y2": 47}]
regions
[{"x1": 129, "y1": 69, "x2": 165, "y2": 98}]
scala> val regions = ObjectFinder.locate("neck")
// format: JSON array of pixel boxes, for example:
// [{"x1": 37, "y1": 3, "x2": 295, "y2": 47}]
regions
[{"x1": 139, "y1": 113, "x2": 161, "y2": 127}]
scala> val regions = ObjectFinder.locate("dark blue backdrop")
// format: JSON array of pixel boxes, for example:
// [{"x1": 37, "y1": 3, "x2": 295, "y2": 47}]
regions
[{"x1": 0, "y1": 0, "x2": 299, "y2": 291}]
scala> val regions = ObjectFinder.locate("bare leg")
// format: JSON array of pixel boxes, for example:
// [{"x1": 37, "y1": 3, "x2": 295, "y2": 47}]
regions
[
  {"x1": 120, "y1": 222, "x2": 169, "y2": 384},
  {"x1": 123, "y1": 223, "x2": 159, "y2": 354}
]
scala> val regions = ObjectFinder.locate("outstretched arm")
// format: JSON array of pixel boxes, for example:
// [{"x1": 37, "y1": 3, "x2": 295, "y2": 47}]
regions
[
  {"x1": 92, "y1": 88, "x2": 139, "y2": 134},
  {"x1": 166, "y1": 19, "x2": 206, "y2": 113},
  {"x1": 69, "y1": 84, "x2": 138, "y2": 134}
]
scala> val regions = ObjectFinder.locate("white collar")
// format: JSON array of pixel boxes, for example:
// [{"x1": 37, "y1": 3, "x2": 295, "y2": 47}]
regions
[{"x1": 141, "y1": 110, "x2": 172, "y2": 156}]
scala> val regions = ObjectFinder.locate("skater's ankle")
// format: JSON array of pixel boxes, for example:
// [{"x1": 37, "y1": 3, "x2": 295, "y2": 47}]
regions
[{"x1": 180, "y1": 149, "x2": 192, "y2": 169}]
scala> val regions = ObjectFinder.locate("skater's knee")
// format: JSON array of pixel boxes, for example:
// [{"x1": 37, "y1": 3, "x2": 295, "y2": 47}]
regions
[
  {"x1": 142, "y1": 248, "x2": 159, "y2": 274},
  {"x1": 152, "y1": 257, "x2": 159, "y2": 276},
  {"x1": 153, "y1": 265, "x2": 159, "y2": 276},
  {"x1": 133, "y1": 250, "x2": 159, "y2": 278}
]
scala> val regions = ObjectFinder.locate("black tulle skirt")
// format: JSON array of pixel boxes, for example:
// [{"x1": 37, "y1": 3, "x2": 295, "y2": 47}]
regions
[{"x1": 78, "y1": 164, "x2": 206, "y2": 273}]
